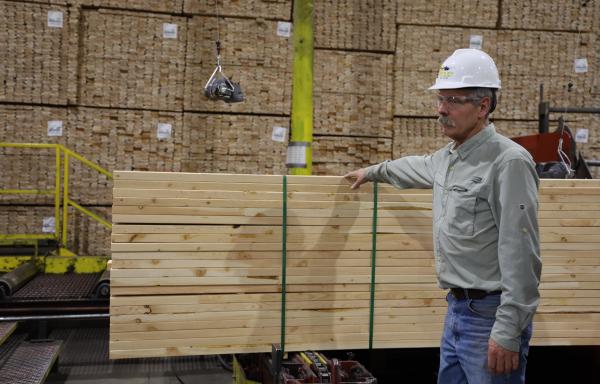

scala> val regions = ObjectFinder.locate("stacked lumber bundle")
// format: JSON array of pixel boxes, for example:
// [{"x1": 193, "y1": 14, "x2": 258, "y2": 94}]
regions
[
  {"x1": 0, "y1": 1, "x2": 77, "y2": 104},
  {"x1": 314, "y1": 51, "x2": 393, "y2": 137},
  {"x1": 312, "y1": 137, "x2": 392, "y2": 176},
  {"x1": 495, "y1": 31, "x2": 597, "y2": 119},
  {"x1": 500, "y1": 0, "x2": 596, "y2": 31},
  {"x1": 110, "y1": 172, "x2": 412, "y2": 357},
  {"x1": 68, "y1": 107, "x2": 185, "y2": 205},
  {"x1": 183, "y1": 0, "x2": 292, "y2": 20},
  {"x1": 0, "y1": 105, "x2": 68, "y2": 204},
  {"x1": 184, "y1": 16, "x2": 292, "y2": 115},
  {"x1": 78, "y1": 9, "x2": 186, "y2": 111},
  {"x1": 395, "y1": 26, "x2": 597, "y2": 119},
  {"x1": 396, "y1": 0, "x2": 497, "y2": 28},
  {"x1": 111, "y1": 173, "x2": 600, "y2": 358},
  {"x1": 394, "y1": 25, "x2": 498, "y2": 117},
  {"x1": 77, "y1": 0, "x2": 183, "y2": 13},
  {"x1": 0, "y1": 105, "x2": 184, "y2": 205},
  {"x1": 392, "y1": 118, "x2": 539, "y2": 159},
  {"x1": 314, "y1": 0, "x2": 396, "y2": 52},
  {"x1": 181, "y1": 113, "x2": 288, "y2": 175},
  {"x1": 0, "y1": 205, "x2": 110, "y2": 255},
  {"x1": 67, "y1": 206, "x2": 112, "y2": 256}
]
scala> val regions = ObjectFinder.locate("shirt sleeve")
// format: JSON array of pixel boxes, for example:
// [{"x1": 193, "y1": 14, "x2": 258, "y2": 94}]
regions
[
  {"x1": 365, "y1": 155, "x2": 436, "y2": 189},
  {"x1": 490, "y1": 157, "x2": 542, "y2": 352}
]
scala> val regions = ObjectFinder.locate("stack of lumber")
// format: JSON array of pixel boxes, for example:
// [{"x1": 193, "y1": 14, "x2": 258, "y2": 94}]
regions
[
  {"x1": 69, "y1": 107, "x2": 185, "y2": 205},
  {"x1": 500, "y1": 0, "x2": 596, "y2": 31},
  {"x1": 394, "y1": 25, "x2": 498, "y2": 117},
  {"x1": 0, "y1": 205, "x2": 110, "y2": 255},
  {"x1": 0, "y1": 1, "x2": 77, "y2": 104},
  {"x1": 78, "y1": 9, "x2": 186, "y2": 111},
  {"x1": 396, "y1": 0, "x2": 496, "y2": 28},
  {"x1": 181, "y1": 113, "x2": 288, "y2": 175},
  {"x1": 314, "y1": 51, "x2": 393, "y2": 137},
  {"x1": 77, "y1": 0, "x2": 183, "y2": 13},
  {"x1": 0, "y1": 105, "x2": 184, "y2": 206},
  {"x1": 183, "y1": 0, "x2": 292, "y2": 20},
  {"x1": 392, "y1": 118, "x2": 539, "y2": 158},
  {"x1": 394, "y1": 25, "x2": 597, "y2": 119},
  {"x1": 314, "y1": 0, "x2": 396, "y2": 52},
  {"x1": 312, "y1": 136, "x2": 392, "y2": 176},
  {"x1": 110, "y1": 173, "x2": 600, "y2": 359},
  {"x1": 494, "y1": 31, "x2": 597, "y2": 119},
  {"x1": 184, "y1": 16, "x2": 292, "y2": 114},
  {"x1": 0, "y1": 105, "x2": 68, "y2": 204}
]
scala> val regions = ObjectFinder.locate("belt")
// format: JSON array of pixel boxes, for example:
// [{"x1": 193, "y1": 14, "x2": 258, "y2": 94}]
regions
[{"x1": 450, "y1": 288, "x2": 502, "y2": 300}]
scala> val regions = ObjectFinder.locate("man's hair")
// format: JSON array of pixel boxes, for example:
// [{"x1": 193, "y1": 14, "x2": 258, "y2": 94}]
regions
[{"x1": 466, "y1": 87, "x2": 498, "y2": 117}]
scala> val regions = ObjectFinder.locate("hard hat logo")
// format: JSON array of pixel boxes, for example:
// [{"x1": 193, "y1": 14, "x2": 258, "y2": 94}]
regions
[
  {"x1": 437, "y1": 65, "x2": 454, "y2": 79},
  {"x1": 429, "y1": 48, "x2": 501, "y2": 90}
]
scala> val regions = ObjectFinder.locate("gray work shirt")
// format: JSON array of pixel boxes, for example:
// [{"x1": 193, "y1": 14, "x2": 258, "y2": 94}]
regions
[{"x1": 366, "y1": 123, "x2": 542, "y2": 352}]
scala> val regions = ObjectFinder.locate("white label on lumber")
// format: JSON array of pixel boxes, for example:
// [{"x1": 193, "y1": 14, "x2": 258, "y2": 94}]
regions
[
  {"x1": 271, "y1": 126, "x2": 288, "y2": 142},
  {"x1": 48, "y1": 11, "x2": 63, "y2": 28},
  {"x1": 575, "y1": 128, "x2": 589, "y2": 143},
  {"x1": 286, "y1": 145, "x2": 307, "y2": 167},
  {"x1": 574, "y1": 58, "x2": 588, "y2": 73},
  {"x1": 163, "y1": 23, "x2": 178, "y2": 39},
  {"x1": 47, "y1": 120, "x2": 63, "y2": 136},
  {"x1": 157, "y1": 123, "x2": 172, "y2": 139},
  {"x1": 42, "y1": 217, "x2": 56, "y2": 233},
  {"x1": 469, "y1": 35, "x2": 483, "y2": 50},
  {"x1": 277, "y1": 21, "x2": 292, "y2": 37}
]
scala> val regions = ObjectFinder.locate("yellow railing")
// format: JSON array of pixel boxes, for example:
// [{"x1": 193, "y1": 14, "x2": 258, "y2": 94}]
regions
[{"x1": 0, "y1": 143, "x2": 112, "y2": 256}]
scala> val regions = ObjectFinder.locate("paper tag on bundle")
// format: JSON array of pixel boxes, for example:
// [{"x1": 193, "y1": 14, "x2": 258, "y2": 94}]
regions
[
  {"x1": 42, "y1": 217, "x2": 56, "y2": 233},
  {"x1": 575, "y1": 128, "x2": 589, "y2": 143},
  {"x1": 157, "y1": 123, "x2": 172, "y2": 139},
  {"x1": 48, "y1": 11, "x2": 63, "y2": 28},
  {"x1": 469, "y1": 35, "x2": 483, "y2": 50},
  {"x1": 286, "y1": 143, "x2": 308, "y2": 167},
  {"x1": 277, "y1": 21, "x2": 292, "y2": 37},
  {"x1": 271, "y1": 126, "x2": 288, "y2": 142},
  {"x1": 163, "y1": 23, "x2": 178, "y2": 39},
  {"x1": 574, "y1": 58, "x2": 588, "y2": 73},
  {"x1": 47, "y1": 120, "x2": 63, "y2": 136}
]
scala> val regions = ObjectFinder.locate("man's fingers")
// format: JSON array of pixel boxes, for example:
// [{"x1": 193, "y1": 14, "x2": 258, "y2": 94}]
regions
[
  {"x1": 495, "y1": 353, "x2": 505, "y2": 374},
  {"x1": 488, "y1": 346, "x2": 496, "y2": 372},
  {"x1": 511, "y1": 352, "x2": 519, "y2": 371}
]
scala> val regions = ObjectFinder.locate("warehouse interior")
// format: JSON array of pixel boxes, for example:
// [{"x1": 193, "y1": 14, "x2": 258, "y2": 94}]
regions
[{"x1": 1, "y1": 0, "x2": 599, "y2": 383}]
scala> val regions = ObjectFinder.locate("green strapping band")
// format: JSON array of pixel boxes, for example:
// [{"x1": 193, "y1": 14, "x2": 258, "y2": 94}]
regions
[
  {"x1": 369, "y1": 181, "x2": 378, "y2": 349},
  {"x1": 280, "y1": 175, "x2": 288, "y2": 352}
]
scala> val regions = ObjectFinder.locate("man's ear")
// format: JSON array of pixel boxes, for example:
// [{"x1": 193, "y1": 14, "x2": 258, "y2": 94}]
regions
[{"x1": 479, "y1": 97, "x2": 491, "y2": 118}]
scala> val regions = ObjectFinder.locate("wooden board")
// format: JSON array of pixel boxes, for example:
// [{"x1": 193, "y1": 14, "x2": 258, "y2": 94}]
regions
[{"x1": 110, "y1": 172, "x2": 600, "y2": 358}]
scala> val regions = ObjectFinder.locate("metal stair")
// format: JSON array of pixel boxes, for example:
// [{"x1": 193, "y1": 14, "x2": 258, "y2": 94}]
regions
[{"x1": 0, "y1": 339, "x2": 62, "y2": 384}]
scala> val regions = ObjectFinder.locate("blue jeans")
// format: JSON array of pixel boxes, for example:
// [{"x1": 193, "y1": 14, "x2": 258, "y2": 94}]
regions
[{"x1": 438, "y1": 292, "x2": 532, "y2": 384}]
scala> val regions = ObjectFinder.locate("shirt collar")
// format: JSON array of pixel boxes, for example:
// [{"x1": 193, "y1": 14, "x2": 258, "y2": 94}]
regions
[{"x1": 449, "y1": 123, "x2": 496, "y2": 160}]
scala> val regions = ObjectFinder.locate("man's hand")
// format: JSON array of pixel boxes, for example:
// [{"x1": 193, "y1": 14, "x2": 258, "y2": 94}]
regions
[
  {"x1": 488, "y1": 338, "x2": 519, "y2": 374},
  {"x1": 344, "y1": 168, "x2": 369, "y2": 189}
]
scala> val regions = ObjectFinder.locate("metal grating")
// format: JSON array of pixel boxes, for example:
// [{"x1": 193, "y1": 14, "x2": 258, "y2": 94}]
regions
[
  {"x1": 0, "y1": 332, "x2": 27, "y2": 367},
  {"x1": 47, "y1": 326, "x2": 222, "y2": 378},
  {"x1": 0, "y1": 340, "x2": 62, "y2": 384},
  {"x1": 12, "y1": 273, "x2": 100, "y2": 300},
  {"x1": 0, "y1": 322, "x2": 17, "y2": 345}
]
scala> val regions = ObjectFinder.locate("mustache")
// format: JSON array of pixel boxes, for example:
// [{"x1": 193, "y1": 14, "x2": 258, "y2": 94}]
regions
[{"x1": 438, "y1": 115, "x2": 455, "y2": 127}]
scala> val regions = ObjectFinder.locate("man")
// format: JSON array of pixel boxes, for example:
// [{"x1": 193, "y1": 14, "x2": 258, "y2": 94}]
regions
[{"x1": 345, "y1": 48, "x2": 542, "y2": 383}]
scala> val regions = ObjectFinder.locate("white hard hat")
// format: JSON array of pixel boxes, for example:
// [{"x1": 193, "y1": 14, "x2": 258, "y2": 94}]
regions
[{"x1": 429, "y1": 48, "x2": 501, "y2": 90}]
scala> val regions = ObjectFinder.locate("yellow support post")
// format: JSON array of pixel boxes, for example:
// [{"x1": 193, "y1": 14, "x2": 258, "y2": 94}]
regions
[
  {"x1": 288, "y1": 0, "x2": 314, "y2": 175},
  {"x1": 55, "y1": 145, "x2": 61, "y2": 239},
  {"x1": 62, "y1": 152, "x2": 70, "y2": 249}
]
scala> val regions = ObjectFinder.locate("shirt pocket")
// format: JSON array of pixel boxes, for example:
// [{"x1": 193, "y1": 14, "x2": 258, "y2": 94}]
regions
[{"x1": 446, "y1": 181, "x2": 481, "y2": 236}]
